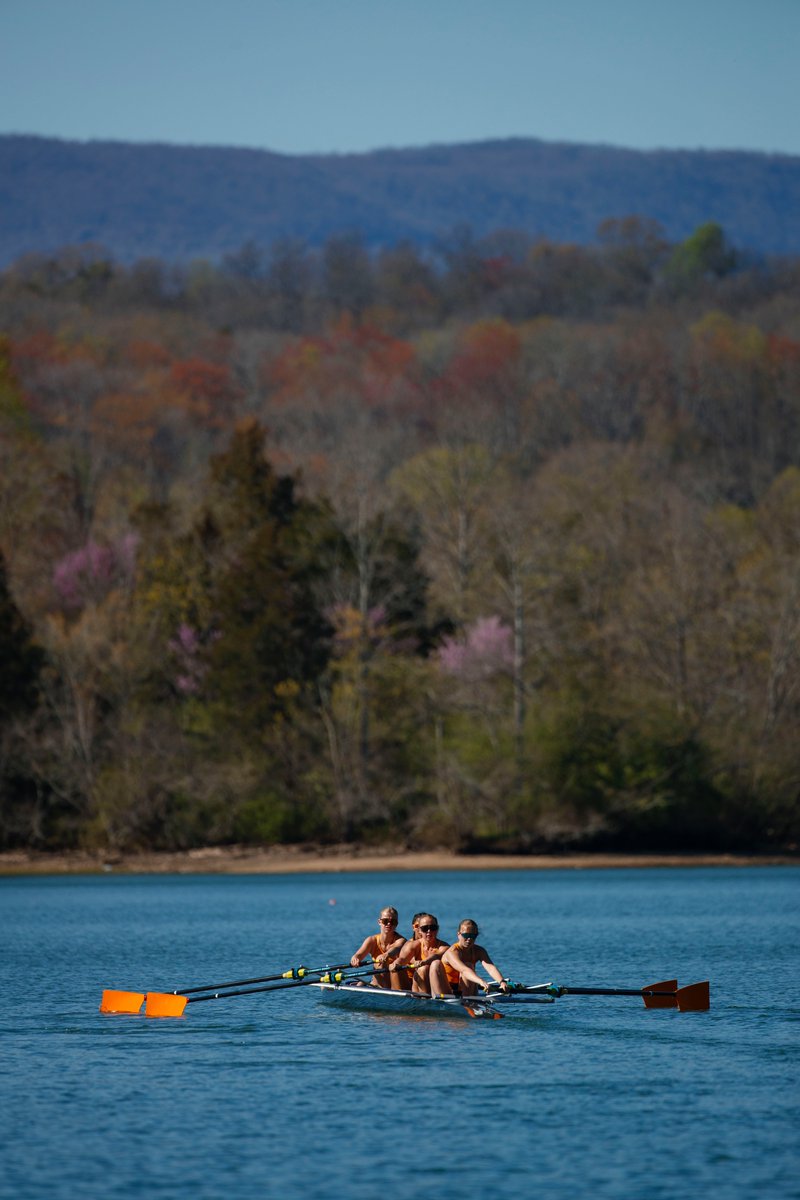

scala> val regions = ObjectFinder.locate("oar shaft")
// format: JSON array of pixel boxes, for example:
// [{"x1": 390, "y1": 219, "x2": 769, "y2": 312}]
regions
[
  {"x1": 187, "y1": 980, "x2": 312, "y2": 1003},
  {"x1": 185, "y1": 967, "x2": 366, "y2": 1004},
  {"x1": 181, "y1": 959, "x2": 396, "y2": 1002},
  {"x1": 173, "y1": 961, "x2": 354, "y2": 995},
  {"x1": 560, "y1": 987, "x2": 670, "y2": 997}
]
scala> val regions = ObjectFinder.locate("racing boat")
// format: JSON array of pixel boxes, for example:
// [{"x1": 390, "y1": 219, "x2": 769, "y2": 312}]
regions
[{"x1": 311, "y1": 980, "x2": 557, "y2": 1019}]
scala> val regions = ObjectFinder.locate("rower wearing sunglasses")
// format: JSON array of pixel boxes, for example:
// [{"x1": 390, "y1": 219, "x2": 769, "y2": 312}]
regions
[
  {"x1": 428, "y1": 919, "x2": 510, "y2": 997},
  {"x1": 391, "y1": 913, "x2": 450, "y2": 994},
  {"x1": 350, "y1": 907, "x2": 407, "y2": 989}
]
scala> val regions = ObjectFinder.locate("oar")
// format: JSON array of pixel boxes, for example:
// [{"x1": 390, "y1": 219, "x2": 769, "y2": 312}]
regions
[
  {"x1": 143, "y1": 966, "x2": 375, "y2": 1018},
  {"x1": 100, "y1": 961, "x2": 358, "y2": 1015},
  {"x1": 145, "y1": 955, "x2": 431, "y2": 1018},
  {"x1": 169, "y1": 961, "x2": 364, "y2": 995},
  {"x1": 460, "y1": 997, "x2": 504, "y2": 1020},
  {"x1": 542, "y1": 979, "x2": 710, "y2": 1011}
]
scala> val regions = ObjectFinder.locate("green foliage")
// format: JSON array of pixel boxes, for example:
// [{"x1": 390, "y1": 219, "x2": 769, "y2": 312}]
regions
[
  {"x1": 523, "y1": 694, "x2": 726, "y2": 848},
  {"x1": 666, "y1": 222, "x2": 737, "y2": 287},
  {"x1": 232, "y1": 790, "x2": 328, "y2": 844}
]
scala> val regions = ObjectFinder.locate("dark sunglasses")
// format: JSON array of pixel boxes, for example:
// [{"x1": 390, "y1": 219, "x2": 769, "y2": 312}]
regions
[
  {"x1": 379, "y1": 917, "x2": 395, "y2": 925},
  {"x1": 459, "y1": 931, "x2": 477, "y2": 939},
  {"x1": 419, "y1": 924, "x2": 438, "y2": 933}
]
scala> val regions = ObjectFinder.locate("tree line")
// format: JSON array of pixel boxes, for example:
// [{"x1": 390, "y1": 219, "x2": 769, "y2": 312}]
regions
[{"x1": 1, "y1": 221, "x2": 799, "y2": 854}]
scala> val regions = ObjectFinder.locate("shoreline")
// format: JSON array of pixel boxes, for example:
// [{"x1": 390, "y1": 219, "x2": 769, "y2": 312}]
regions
[{"x1": 0, "y1": 845, "x2": 795, "y2": 876}]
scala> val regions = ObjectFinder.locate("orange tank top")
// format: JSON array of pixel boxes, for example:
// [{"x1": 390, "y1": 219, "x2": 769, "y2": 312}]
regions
[
  {"x1": 444, "y1": 942, "x2": 477, "y2": 985},
  {"x1": 371, "y1": 933, "x2": 391, "y2": 962}
]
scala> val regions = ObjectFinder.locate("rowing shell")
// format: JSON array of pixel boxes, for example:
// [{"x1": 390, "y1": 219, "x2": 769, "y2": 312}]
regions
[{"x1": 311, "y1": 981, "x2": 556, "y2": 1019}]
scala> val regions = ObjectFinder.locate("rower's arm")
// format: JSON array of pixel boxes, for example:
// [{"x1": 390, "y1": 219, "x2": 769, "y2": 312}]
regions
[
  {"x1": 350, "y1": 935, "x2": 374, "y2": 966},
  {"x1": 442, "y1": 946, "x2": 485, "y2": 990},
  {"x1": 392, "y1": 938, "x2": 418, "y2": 968},
  {"x1": 478, "y1": 949, "x2": 509, "y2": 990},
  {"x1": 374, "y1": 935, "x2": 406, "y2": 965}
]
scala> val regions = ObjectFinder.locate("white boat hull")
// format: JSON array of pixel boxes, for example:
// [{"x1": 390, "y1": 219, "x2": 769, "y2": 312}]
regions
[{"x1": 311, "y1": 982, "x2": 555, "y2": 1019}]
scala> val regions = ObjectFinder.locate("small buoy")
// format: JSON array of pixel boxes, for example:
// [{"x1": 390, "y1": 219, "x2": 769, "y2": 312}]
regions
[{"x1": 328, "y1": 898, "x2": 337, "y2": 906}]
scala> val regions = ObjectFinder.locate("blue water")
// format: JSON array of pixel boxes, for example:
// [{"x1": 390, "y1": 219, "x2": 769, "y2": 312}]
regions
[{"x1": 1, "y1": 867, "x2": 798, "y2": 1200}]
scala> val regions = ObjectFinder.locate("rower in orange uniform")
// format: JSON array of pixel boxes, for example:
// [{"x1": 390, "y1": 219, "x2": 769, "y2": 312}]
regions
[
  {"x1": 392, "y1": 912, "x2": 422, "y2": 990},
  {"x1": 428, "y1": 918, "x2": 510, "y2": 997},
  {"x1": 391, "y1": 913, "x2": 449, "y2": 994},
  {"x1": 350, "y1": 906, "x2": 407, "y2": 989}
]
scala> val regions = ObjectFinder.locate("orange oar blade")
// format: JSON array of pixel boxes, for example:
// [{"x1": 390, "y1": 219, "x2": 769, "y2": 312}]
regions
[
  {"x1": 676, "y1": 981, "x2": 710, "y2": 1011},
  {"x1": 464, "y1": 1006, "x2": 504, "y2": 1019},
  {"x1": 145, "y1": 992, "x2": 188, "y2": 1018},
  {"x1": 642, "y1": 979, "x2": 678, "y2": 1009},
  {"x1": 100, "y1": 989, "x2": 145, "y2": 1014}
]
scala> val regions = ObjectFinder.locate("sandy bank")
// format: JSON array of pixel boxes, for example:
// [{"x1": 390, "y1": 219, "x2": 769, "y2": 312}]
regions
[{"x1": 0, "y1": 845, "x2": 794, "y2": 876}]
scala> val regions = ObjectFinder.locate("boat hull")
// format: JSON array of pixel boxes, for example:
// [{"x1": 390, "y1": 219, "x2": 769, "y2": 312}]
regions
[{"x1": 311, "y1": 982, "x2": 554, "y2": 1019}]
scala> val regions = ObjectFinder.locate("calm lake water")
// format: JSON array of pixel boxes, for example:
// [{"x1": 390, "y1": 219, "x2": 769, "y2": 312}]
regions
[{"x1": 1, "y1": 866, "x2": 798, "y2": 1200}]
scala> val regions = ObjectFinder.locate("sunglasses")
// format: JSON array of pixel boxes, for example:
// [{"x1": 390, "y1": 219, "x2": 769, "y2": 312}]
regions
[
  {"x1": 459, "y1": 931, "x2": 477, "y2": 939},
  {"x1": 379, "y1": 917, "x2": 395, "y2": 925},
  {"x1": 419, "y1": 924, "x2": 438, "y2": 933}
]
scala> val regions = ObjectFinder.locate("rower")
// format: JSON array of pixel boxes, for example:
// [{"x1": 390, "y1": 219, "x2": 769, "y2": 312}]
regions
[
  {"x1": 428, "y1": 919, "x2": 510, "y2": 997},
  {"x1": 391, "y1": 913, "x2": 449, "y2": 994},
  {"x1": 350, "y1": 907, "x2": 407, "y2": 989},
  {"x1": 392, "y1": 912, "x2": 423, "y2": 990}
]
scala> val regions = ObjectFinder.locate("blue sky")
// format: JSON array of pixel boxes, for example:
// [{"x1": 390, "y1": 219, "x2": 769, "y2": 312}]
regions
[{"x1": 2, "y1": 0, "x2": 799, "y2": 157}]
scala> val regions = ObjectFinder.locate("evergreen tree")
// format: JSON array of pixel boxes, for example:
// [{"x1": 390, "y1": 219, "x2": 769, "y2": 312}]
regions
[{"x1": 204, "y1": 421, "x2": 334, "y2": 733}]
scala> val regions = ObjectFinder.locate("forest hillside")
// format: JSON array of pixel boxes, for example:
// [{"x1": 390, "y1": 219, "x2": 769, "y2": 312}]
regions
[{"x1": 1, "y1": 220, "x2": 799, "y2": 855}]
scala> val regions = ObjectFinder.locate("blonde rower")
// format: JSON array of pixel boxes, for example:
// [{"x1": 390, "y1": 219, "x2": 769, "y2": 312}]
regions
[
  {"x1": 428, "y1": 919, "x2": 510, "y2": 997},
  {"x1": 350, "y1": 907, "x2": 407, "y2": 989}
]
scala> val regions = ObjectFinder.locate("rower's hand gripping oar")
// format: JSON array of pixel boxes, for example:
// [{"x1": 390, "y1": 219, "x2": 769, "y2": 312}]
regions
[{"x1": 100, "y1": 961, "x2": 361, "y2": 1015}]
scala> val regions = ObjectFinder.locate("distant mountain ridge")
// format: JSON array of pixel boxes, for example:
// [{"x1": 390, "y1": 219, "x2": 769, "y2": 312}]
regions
[{"x1": 2, "y1": 133, "x2": 799, "y2": 265}]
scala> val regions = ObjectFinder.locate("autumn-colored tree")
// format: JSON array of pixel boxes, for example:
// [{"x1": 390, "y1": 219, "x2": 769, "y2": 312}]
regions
[{"x1": 169, "y1": 358, "x2": 244, "y2": 430}]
